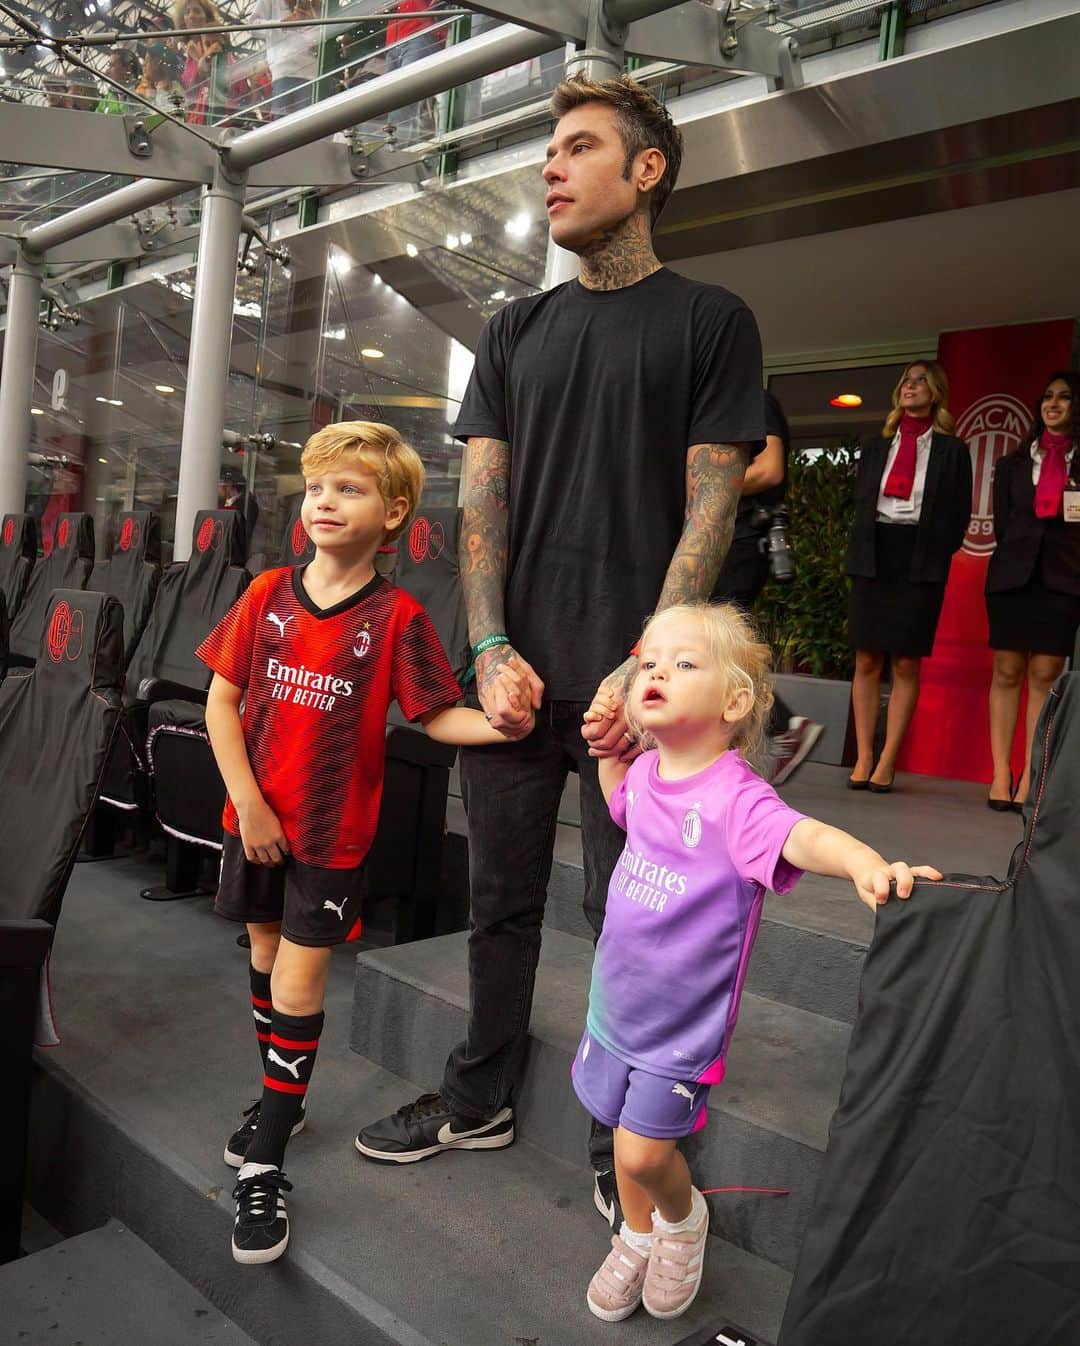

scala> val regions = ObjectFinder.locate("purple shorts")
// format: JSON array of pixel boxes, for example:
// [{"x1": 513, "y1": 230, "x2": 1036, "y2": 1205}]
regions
[{"x1": 571, "y1": 1030, "x2": 711, "y2": 1140}]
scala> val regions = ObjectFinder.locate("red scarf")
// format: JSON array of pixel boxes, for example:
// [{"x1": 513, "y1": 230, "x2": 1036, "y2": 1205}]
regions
[
  {"x1": 1034, "y1": 431, "x2": 1072, "y2": 519},
  {"x1": 883, "y1": 414, "x2": 932, "y2": 501}
]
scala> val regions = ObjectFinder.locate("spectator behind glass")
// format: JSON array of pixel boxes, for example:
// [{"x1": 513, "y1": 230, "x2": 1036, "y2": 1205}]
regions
[
  {"x1": 384, "y1": 0, "x2": 447, "y2": 136},
  {"x1": 984, "y1": 371, "x2": 1080, "y2": 810},
  {"x1": 250, "y1": 0, "x2": 321, "y2": 119},
  {"x1": 137, "y1": 42, "x2": 186, "y2": 114},
  {"x1": 43, "y1": 76, "x2": 73, "y2": 108},
  {"x1": 67, "y1": 78, "x2": 98, "y2": 111},
  {"x1": 175, "y1": 0, "x2": 235, "y2": 122},
  {"x1": 96, "y1": 47, "x2": 140, "y2": 114}
]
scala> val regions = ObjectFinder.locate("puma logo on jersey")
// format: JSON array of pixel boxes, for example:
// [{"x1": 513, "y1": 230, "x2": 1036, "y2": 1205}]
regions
[
  {"x1": 267, "y1": 1048, "x2": 308, "y2": 1079},
  {"x1": 266, "y1": 612, "x2": 296, "y2": 637},
  {"x1": 671, "y1": 1083, "x2": 697, "y2": 1109},
  {"x1": 323, "y1": 898, "x2": 346, "y2": 920}
]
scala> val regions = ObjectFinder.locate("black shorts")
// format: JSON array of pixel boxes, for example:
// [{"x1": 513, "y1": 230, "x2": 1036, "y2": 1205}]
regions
[{"x1": 215, "y1": 832, "x2": 367, "y2": 947}]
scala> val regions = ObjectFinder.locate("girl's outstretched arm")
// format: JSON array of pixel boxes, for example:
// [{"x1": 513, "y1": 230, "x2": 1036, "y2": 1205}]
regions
[{"x1": 782, "y1": 818, "x2": 941, "y2": 912}]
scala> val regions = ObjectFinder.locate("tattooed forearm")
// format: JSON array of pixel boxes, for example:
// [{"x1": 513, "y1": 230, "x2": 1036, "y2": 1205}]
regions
[
  {"x1": 459, "y1": 436, "x2": 511, "y2": 645},
  {"x1": 656, "y1": 442, "x2": 749, "y2": 609}
]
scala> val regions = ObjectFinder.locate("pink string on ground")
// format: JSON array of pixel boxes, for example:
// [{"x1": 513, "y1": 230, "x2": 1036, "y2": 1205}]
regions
[{"x1": 700, "y1": 1186, "x2": 789, "y2": 1196}]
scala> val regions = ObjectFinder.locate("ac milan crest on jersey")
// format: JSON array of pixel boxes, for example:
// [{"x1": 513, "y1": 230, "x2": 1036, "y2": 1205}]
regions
[
  {"x1": 682, "y1": 804, "x2": 703, "y2": 849},
  {"x1": 197, "y1": 565, "x2": 460, "y2": 867}
]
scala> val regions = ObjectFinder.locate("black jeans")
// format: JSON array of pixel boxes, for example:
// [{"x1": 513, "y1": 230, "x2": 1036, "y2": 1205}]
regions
[{"x1": 441, "y1": 699, "x2": 625, "y2": 1171}]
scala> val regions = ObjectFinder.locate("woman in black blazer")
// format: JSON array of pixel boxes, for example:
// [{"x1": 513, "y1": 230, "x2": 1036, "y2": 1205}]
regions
[
  {"x1": 985, "y1": 371, "x2": 1080, "y2": 809},
  {"x1": 845, "y1": 360, "x2": 972, "y2": 791}
]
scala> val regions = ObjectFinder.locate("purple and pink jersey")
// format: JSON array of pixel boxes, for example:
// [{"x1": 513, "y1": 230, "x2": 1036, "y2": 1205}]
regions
[{"x1": 587, "y1": 749, "x2": 806, "y2": 1085}]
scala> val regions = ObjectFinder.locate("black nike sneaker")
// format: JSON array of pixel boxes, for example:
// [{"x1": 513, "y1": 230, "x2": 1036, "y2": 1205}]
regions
[
  {"x1": 224, "y1": 1098, "x2": 306, "y2": 1169},
  {"x1": 354, "y1": 1091, "x2": 514, "y2": 1164},
  {"x1": 231, "y1": 1164, "x2": 293, "y2": 1265},
  {"x1": 593, "y1": 1168, "x2": 624, "y2": 1229}
]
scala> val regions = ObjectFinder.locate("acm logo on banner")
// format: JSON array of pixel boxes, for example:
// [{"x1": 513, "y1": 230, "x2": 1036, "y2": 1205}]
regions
[{"x1": 958, "y1": 393, "x2": 1030, "y2": 557}]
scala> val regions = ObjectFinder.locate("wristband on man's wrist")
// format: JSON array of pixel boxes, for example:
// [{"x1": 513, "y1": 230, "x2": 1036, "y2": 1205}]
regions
[{"x1": 472, "y1": 632, "x2": 511, "y2": 658}]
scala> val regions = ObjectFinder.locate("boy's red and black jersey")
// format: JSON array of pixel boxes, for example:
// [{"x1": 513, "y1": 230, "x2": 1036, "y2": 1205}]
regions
[{"x1": 196, "y1": 566, "x2": 461, "y2": 868}]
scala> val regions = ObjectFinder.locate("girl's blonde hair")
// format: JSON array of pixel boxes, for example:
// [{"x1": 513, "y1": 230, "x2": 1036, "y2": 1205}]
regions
[
  {"x1": 628, "y1": 602, "x2": 775, "y2": 766},
  {"x1": 300, "y1": 421, "x2": 424, "y2": 542},
  {"x1": 882, "y1": 359, "x2": 956, "y2": 438}
]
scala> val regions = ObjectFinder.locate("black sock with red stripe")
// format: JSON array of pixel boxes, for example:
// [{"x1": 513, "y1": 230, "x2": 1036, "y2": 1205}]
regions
[
  {"x1": 249, "y1": 965, "x2": 273, "y2": 1070},
  {"x1": 244, "y1": 1008, "x2": 324, "y2": 1169}
]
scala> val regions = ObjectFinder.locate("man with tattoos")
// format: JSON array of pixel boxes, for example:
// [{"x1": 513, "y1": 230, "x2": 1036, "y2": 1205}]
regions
[{"x1": 355, "y1": 75, "x2": 764, "y2": 1202}]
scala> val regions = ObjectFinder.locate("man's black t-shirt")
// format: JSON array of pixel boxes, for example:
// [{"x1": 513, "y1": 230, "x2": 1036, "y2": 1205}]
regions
[{"x1": 454, "y1": 268, "x2": 764, "y2": 700}]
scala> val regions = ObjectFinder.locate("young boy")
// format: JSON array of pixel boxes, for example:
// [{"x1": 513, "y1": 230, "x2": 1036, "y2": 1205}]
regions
[{"x1": 198, "y1": 421, "x2": 531, "y2": 1266}]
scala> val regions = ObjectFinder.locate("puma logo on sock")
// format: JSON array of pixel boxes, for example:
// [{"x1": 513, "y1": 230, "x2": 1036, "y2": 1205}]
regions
[{"x1": 267, "y1": 1048, "x2": 308, "y2": 1079}]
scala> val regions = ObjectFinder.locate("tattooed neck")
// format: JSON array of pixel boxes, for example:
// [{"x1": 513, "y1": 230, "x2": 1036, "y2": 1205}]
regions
[{"x1": 577, "y1": 210, "x2": 661, "y2": 292}]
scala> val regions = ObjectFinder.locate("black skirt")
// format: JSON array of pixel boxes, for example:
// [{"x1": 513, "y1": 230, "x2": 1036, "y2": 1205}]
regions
[
  {"x1": 986, "y1": 568, "x2": 1080, "y2": 656},
  {"x1": 849, "y1": 524, "x2": 947, "y2": 658}
]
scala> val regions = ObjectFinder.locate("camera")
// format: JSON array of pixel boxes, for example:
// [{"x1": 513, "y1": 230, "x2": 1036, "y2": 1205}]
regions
[{"x1": 752, "y1": 504, "x2": 795, "y2": 584}]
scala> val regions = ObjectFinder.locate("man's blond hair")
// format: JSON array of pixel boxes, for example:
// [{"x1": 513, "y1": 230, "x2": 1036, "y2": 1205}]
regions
[{"x1": 300, "y1": 421, "x2": 424, "y2": 542}]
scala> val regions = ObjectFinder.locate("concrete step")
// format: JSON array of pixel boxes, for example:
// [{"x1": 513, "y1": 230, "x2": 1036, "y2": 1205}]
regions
[
  {"x1": 0, "y1": 1219, "x2": 259, "y2": 1346},
  {"x1": 28, "y1": 855, "x2": 790, "y2": 1346},
  {"x1": 351, "y1": 928, "x2": 850, "y2": 1270}
]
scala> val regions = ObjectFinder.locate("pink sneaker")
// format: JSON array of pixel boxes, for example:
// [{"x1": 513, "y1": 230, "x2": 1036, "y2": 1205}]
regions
[
  {"x1": 586, "y1": 1233, "x2": 650, "y2": 1322},
  {"x1": 642, "y1": 1191, "x2": 709, "y2": 1319}
]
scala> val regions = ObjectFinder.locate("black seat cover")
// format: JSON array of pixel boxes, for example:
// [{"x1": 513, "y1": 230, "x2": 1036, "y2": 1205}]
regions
[
  {"x1": 124, "y1": 509, "x2": 248, "y2": 706},
  {"x1": 779, "y1": 673, "x2": 1080, "y2": 1346},
  {"x1": 0, "y1": 592, "x2": 7, "y2": 680},
  {"x1": 278, "y1": 495, "x2": 315, "y2": 568},
  {"x1": 0, "y1": 590, "x2": 123, "y2": 926},
  {"x1": 9, "y1": 513, "x2": 94, "y2": 664},
  {"x1": 394, "y1": 507, "x2": 469, "y2": 684},
  {"x1": 0, "y1": 514, "x2": 37, "y2": 623},
  {"x1": 88, "y1": 511, "x2": 162, "y2": 666}
]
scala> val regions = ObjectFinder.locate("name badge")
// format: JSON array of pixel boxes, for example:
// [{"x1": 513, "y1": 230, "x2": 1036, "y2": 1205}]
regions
[
  {"x1": 1064, "y1": 491, "x2": 1080, "y2": 523},
  {"x1": 891, "y1": 495, "x2": 916, "y2": 515}
]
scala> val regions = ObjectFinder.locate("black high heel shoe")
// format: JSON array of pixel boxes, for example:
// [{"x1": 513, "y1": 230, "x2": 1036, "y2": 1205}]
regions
[{"x1": 987, "y1": 774, "x2": 1021, "y2": 813}]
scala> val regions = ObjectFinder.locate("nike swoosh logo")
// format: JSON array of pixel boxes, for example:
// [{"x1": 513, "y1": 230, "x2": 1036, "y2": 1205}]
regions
[{"x1": 437, "y1": 1120, "x2": 486, "y2": 1144}]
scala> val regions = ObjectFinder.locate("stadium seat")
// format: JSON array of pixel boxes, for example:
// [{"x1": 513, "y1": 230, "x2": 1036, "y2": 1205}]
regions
[
  {"x1": 87, "y1": 511, "x2": 162, "y2": 667},
  {"x1": 368, "y1": 506, "x2": 468, "y2": 942},
  {"x1": 0, "y1": 514, "x2": 37, "y2": 626},
  {"x1": 8, "y1": 514, "x2": 94, "y2": 668},
  {"x1": 88, "y1": 511, "x2": 249, "y2": 874},
  {"x1": 278, "y1": 494, "x2": 315, "y2": 567},
  {"x1": 0, "y1": 589, "x2": 123, "y2": 1263},
  {"x1": 0, "y1": 593, "x2": 7, "y2": 682}
]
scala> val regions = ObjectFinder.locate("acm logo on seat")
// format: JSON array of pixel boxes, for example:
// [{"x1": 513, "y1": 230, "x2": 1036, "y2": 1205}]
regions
[
  {"x1": 2, "y1": 518, "x2": 13, "y2": 547},
  {"x1": 46, "y1": 600, "x2": 85, "y2": 664},
  {"x1": 57, "y1": 518, "x2": 71, "y2": 550},
  {"x1": 119, "y1": 516, "x2": 141, "y2": 552},
  {"x1": 196, "y1": 517, "x2": 225, "y2": 553},
  {"x1": 291, "y1": 516, "x2": 310, "y2": 557},
  {"x1": 408, "y1": 516, "x2": 446, "y2": 564}
]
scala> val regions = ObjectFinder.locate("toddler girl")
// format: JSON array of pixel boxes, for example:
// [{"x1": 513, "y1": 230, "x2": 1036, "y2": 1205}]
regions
[{"x1": 576, "y1": 602, "x2": 939, "y2": 1322}]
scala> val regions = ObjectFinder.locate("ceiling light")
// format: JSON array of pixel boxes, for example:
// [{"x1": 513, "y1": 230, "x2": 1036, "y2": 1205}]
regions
[
  {"x1": 154, "y1": 384, "x2": 175, "y2": 394},
  {"x1": 360, "y1": 347, "x2": 384, "y2": 359},
  {"x1": 504, "y1": 213, "x2": 531, "y2": 239},
  {"x1": 459, "y1": 231, "x2": 472, "y2": 247},
  {"x1": 830, "y1": 394, "x2": 863, "y2": 409},
  {"x1": 98, "y1": 457, "x2": 108, "y2": 464},
  {"x1": 405, "y1": 243, "x2": 419, "y2": 258},
  {"x1": 491, "y1": 289, "x2": 506, "y2": 301},
  {"x1": 30, "y1": 407, "x2": 44, "y2": 415},
  {"x1": 95, "y1": 395, "x2": 108, "y2": 403},
  {"x1": 445, "y1": 233, "x2": 459, "y2": 250},
  {"x1": 323, "y1": 327, "x2": 347, "y2": 341},
  {"x1": 109, "y1": 398, "x2": 124, "y2": 407}
]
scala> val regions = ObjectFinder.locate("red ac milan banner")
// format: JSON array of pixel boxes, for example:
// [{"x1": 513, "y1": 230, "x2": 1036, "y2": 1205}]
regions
[{"x1": 897, "y1": 319, "x2": 1075, "y2": 780}]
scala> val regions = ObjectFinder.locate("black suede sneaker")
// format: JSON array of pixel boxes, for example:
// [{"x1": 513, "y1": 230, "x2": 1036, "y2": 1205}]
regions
[
  {"x1": 224, "y1": 1099, "x2": 306, "y2": 1169},
  {"x1": 354, "y1": 1091, "x2": 514, "y2": 1164},
  {"x1": 593, "y1": 1168, "x2": 623, "y2": 1229},
  {"x1": 231, "y1": 1164, "x2": 292, "y2": 1265}
]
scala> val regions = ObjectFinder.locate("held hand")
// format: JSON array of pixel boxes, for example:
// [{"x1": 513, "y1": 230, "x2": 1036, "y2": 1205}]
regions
[
  {"x1": 852, "y1": 861, "x2": 942, "y2": 911},
  {"x1": 476, "y1": 645, "x2": 543, "y2": 739},
  {"x1": 582, "y1": 657, "x2": 641, "y2": 763},
  {"x1": 236, "y1": 797, "x2": 290, "y2": 866}
]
